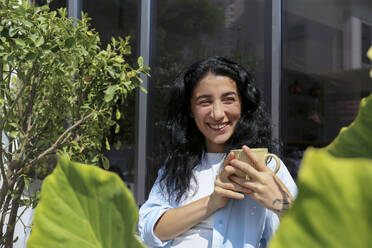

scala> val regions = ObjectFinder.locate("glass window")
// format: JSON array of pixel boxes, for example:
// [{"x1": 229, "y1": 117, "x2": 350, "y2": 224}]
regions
[
  {"x1": 82, "y1": 0, "x2": 139, "y2": 192},
  {"x1": 146, "y1": 0, "x2": 268, "y2": 194},
  {"x1": 282, "y1": 0, "x2": 372, "y2": 178},
  {"x1": 33, "y1": 0, "x2": 66, "y2": 10}
]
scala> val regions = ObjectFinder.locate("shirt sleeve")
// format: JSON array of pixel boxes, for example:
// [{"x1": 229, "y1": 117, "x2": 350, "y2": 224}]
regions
[
  {"x1": 138, "y1": 170, "x2": 175, "y2": 247},
  {"x1": 260, "y1": 159, "x2": 298, "y2": 247}
]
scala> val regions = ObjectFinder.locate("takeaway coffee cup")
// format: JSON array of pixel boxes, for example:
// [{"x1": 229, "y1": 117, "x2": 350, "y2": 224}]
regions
[{"x1": 231, "y1": 148, "x2": 280, "y2": 180}]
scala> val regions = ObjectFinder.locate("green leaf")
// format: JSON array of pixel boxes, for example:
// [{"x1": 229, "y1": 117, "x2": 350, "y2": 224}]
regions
[
  {"x1": 64, "y1": 37, "x2": 75, "y2": 48},
  {"x1": 105, "y1": 137, "x2": 111, "y2": 151},
  {"x1": 24, "y1": 177, "x2": 30, "y2": 191},
  {"x1": 27, "y1": 156, "x2": 145, "y2": 248},
  {"x1": 101, "y1": 156, "x2": 110, "y2": 170},
  {"x1": 115, "y1": 109, "x2": 121, "y2": 120},
  {"x1": 269, "y1": 149, "x2": 372, "y2": 248},
  {"x1": 9, "y1": 27, "x2": 20, "y2": 37},
  {"x1": 115, "y1": 123, "x2": 120, "y2": 134},
  {"x1": 107, "y1": 67, "x2": 116, "y2": 78},
  {"x1": 119, "y1": 71, "x2": 126, "y2": 80},
  {"x1": 269, "y1": 94, "x2": 372, "y2": 248},
  {"x1": 325, "y1": 94, "x2": 372, "y2": 159},
  {"x1": 137, "y1": 56, "x2": 144, "y2": 67},
  {"x1": 30, "y1": 33, "x2": 38, "y2": 43},
  {"x1": 9, "y1": 130, "x2": 18, "y2": 138},
  {"x1": 13, "y1": 38, "x2": 26, "y2": 47},
  {"x1": 104, "y1": 85, "x2": 118, "y2": 102},
  {"x1": 25, "y1": 52, "x2": 36, "y2": 60},
  {"x1": 35, "y1": 36, "x2": 45, "y2": 47}
]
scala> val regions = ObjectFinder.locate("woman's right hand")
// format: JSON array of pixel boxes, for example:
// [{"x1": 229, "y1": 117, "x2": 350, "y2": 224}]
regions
[{"x1": 209, "y1": 152, "x2": 253, "y2": 211}]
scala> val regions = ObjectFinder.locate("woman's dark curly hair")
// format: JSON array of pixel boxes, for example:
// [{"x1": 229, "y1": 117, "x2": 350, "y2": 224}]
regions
[{"x1": 157, "y1": 56, "x2": 273, "y2": 203}]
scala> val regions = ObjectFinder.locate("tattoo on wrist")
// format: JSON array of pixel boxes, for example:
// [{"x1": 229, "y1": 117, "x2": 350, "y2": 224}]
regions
[{"x1": 271, "y1": 187, "x2": 294, "y2": 216}]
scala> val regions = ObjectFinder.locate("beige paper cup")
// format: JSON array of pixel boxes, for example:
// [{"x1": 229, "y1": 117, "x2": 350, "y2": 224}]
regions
[{"x1": 231, "y1": 148, "x2": 280, "y2": 180}]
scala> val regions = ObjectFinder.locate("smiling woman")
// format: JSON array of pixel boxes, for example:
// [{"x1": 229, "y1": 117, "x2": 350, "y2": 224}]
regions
[
  {"x1": 190, "y1": 74, "x2": 241, "y2": 153},
  {"x1": 138, "y1": 56, "x2": 297, "y2": 248}
]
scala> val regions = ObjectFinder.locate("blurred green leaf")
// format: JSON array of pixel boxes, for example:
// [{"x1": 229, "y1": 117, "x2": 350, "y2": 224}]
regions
[
  {"x1": 115, "y1": 109, "x2": 121, "y2": 120},
  {"x1": 27, "y1": 156, "x2": 145, "y2": 248},
  {"x1": 137, "y1": 56, "x2": 144, "y2": 67},
  {"x1": 325, "y1": 94, "x2": 372, "y2": 159},
  {"x1": 105, "y1": 137, "x2": 111, "y2": 151},
  {"x1": 269, "y1": 94, "x2": 372, "y2": 248},
  {"x1": 25, "y1": 52, "x2": 36, "y2": 60},
  {"x1": 64, "y1": 37, "x2": 75, "y2": 48},
  {"x1": 35, "y1": 36, "x2": 44, "y2": 47},
  {"x1": 269, "y1": 149, "x2": 372, "y2": 248},
  {"x1": 115, "y1": 123, "x2": 120, "y2": 134},
  {"x1": 13, "y1": 38, "x2": 26, "y2": 47},
  {"x1": 104, "y1": 85, "x2": 118, "y2": 102},
  {"x1": 101, "y1": 156, "x2": 110, "y2": 170}
]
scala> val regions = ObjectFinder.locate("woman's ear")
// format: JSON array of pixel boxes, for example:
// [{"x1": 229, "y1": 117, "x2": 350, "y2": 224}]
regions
[{"x1": 190, "y1": 112, "x2": 194, "y2": 118}]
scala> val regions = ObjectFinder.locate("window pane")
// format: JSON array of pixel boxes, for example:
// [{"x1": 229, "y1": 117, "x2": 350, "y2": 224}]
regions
[
  {"x1": 82, "y1": 0, "x2": 139, "y2": 192},
  {"x1": 33, "y1": 0, "x2": 66, "y2": 9},
  {"x1": 146, "y1": 0, "x2": 267, "y2": 193},
  {"x1": 282, "y1": 0, "x2": 372, "y2": 178}
]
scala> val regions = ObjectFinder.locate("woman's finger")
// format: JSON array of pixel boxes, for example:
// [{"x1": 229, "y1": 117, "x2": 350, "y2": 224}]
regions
[
  {"x1": 242, "y1": 145, "x2": 268, "y2": 172},
  {"x1": 215, "y1": 178, "x2": 252, "y2": 194},
  {"x1": 222, "y1": 165, "x2": 246, "y2": 178},
  {"x1": 223, "y1": 151, "x2": 235, "y2": 167},
  {"x1": 230, "y1": 158, "x2": 261, "y2": 180},
  {"x1": 214, "y1": 186, "x2": 245, "y2": 200},
  {"x1": 230, "y1": 175, "x2": 260, "y2": 192}
]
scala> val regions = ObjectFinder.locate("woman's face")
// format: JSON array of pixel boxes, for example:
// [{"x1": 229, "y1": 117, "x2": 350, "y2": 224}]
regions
[{"x1": 190, "y1": 73, "x2": 241, "y2": 153}]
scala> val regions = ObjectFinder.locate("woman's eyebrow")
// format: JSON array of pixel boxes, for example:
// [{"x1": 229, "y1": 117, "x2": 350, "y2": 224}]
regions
[
  {"x1": 195, "y1": 94, "x2": 211, "y2": 100},
  {"x1": 221, "y1": 91, "x2": 237, "y2": 97}
]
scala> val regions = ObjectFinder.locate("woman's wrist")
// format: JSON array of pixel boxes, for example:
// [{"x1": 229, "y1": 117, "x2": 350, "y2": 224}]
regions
[{"x1": 270, "y1": 190, "x2": 294, "y2": 218}]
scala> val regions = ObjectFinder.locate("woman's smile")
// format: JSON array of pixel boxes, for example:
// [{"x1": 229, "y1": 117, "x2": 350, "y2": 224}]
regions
[{"x1": 207, "y1": 122, "x2": 231, "y2": 132}]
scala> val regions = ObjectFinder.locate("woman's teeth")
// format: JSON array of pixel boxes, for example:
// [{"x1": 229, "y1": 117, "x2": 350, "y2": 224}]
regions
[{"x1": 210, "y1": 124, "x2": 226, "y2": 129}]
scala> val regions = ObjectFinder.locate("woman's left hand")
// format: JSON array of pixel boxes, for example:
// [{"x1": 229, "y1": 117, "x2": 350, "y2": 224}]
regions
[{"x1": 229, "y1": 146, "x2": 294, "y2": 217}]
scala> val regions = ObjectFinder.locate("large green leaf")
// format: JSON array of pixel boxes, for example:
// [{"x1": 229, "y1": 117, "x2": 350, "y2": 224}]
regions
[
  {"x1": 269, "y1": 92, "x2": 372, "y2": 247},
  {"x1": 325, "y1": 94, "x2": 372, "y2": 159},
  {"x1": 27, "y1": 156, "x2": 145, "y2": 248},
  {"x1": 269, "y1": 148, "x2": 372, "y2": 247}
]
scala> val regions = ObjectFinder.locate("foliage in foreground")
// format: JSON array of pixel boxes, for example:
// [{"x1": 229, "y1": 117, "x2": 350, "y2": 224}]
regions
[
  {"x1": 269, "y1": 47, "x2": 372, "y2": 247},
  {"x1": 0, "y1": 0, "x2": 149, "y2": 246},
  {"x1": 27, "y1": 156, "x2": 145, "y2": 248}
]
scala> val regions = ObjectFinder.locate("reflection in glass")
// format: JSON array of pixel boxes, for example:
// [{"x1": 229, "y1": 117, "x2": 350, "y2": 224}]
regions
[
  {"x1": 33, "y1": 0, "x2": 66, "y2": 9},
  {"x1": 282, "y1": 0, "x2": 372, "y2": 178},
  {"x1": 147, "y1": 0, "x2": 267, "y2": 193},
  {"x1": 82, "y1": 0, "x2": 139, "y2": 192}
]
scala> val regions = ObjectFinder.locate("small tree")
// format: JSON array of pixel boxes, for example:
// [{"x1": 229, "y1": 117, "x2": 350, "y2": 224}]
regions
[{"x1": 0, "y1": 0, "x2": 149, "y2": 247}]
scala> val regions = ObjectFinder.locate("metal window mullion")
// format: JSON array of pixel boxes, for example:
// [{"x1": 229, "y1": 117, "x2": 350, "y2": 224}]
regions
[
  {"x1": 135, "y1": 0, "x2": 151, "y2": 205},
  {"x1": 271, "y1": 0, "x2": 282, "y2": 144},
  {"x1": 68, "y1": 0, "x2": 81, "y2": 19}
]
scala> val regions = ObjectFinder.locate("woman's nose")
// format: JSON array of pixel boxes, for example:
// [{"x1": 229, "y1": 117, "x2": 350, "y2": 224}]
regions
[{"x1": 211, "y1": 102, "x2": 224, "y2": 120}]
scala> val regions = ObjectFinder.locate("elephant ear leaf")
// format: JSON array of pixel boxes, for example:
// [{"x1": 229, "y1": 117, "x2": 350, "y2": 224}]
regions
[
  {"x1": 269, "y1": 93, "x2": 372, "y2": 248},
  {"x1": 325, "y1": 94, "x2": 372, "y2": 159},
  {"x1": 27, "y1": 156, "x2": 145, "y2": 248},
  {"x1": 268, "y1": 148, "x2": 372, "y2": 247}
]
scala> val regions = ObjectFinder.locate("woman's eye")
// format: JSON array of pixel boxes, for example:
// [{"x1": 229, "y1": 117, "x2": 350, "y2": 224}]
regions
[
  {"x1": 224, "y1": 97, "x2": 235, "y2": 102},
  {"x1": 199, "y1": 100, "x2": 211, "y2": 105}
]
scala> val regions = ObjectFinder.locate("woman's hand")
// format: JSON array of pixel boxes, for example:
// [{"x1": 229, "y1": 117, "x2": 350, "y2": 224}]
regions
[
  {"x1": 229, "y1": 146, "x2": 294, "y2": 217},
  {"x1": 209, "y1": 152, "x2": 253, "y2": 212}
]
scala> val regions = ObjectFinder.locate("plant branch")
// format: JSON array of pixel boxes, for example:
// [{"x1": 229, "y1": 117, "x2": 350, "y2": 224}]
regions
[
  {"x1": 4, "y1": 179, "x2": 24, "y2": 248},
  {"x1": 19, "y1": 112, "x2": 94, "y2": 174}
]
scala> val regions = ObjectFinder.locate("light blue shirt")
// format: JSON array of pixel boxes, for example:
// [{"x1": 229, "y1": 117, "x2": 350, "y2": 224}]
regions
[{"x1": 138, "y1": 154, "x2": 298, "y2": 248}]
